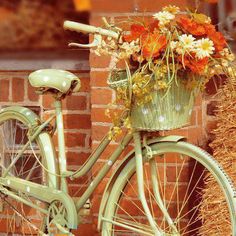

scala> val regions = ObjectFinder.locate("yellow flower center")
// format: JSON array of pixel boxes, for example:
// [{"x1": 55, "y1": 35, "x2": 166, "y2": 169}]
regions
[{"x1": 201, "y1": 42, "x2": 211, "y2": 51}]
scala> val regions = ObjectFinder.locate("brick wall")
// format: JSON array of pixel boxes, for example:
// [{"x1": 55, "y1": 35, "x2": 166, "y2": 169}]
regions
[
  {"x1": 0, "y1": 0, "x2": 218, "y2": 235},
  {"x1": 89, "y1": 0, "x2": 215, "y2": 235},
  {"x1": 0, "y1": 70, "x2": 92, "y2": 234}
]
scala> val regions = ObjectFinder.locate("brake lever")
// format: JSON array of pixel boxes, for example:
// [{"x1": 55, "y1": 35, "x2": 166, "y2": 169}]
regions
[{"x1": 68, "y1": 34, "x2": 102, "y2": 48}]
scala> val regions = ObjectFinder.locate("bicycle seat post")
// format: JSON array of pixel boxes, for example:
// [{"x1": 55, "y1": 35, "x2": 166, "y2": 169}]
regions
[{"x1": 54, "y1": 99, "x2": 68, "y2": 192}]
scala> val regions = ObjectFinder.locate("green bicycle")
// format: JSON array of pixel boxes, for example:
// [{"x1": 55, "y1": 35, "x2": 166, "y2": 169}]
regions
[{"x1": 0, "y1": 21, "x2": 235, "y2": 236}]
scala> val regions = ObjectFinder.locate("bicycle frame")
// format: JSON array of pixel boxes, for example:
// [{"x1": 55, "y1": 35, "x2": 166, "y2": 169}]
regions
[
  {"x1": 0, "y1": 101, "x2": 179, "y2": 235},
  {"x1": 52, "y1": 100, "x2": 174, "y2": 235},
  {"x1": 43, "y1": 100, "x2": 134, "y2": 211}
]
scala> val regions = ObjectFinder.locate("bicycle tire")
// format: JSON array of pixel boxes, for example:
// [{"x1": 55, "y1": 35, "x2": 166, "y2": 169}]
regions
[
  {"x1": 0, "y1": 109, "x2": 58, "y2": 235},
  {"x1": 101, "y1": 141, "x2": 236, "y2": 236}
]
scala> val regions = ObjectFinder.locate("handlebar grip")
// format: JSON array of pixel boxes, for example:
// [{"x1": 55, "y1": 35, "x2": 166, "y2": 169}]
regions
[{"x1": 63, "y1": 20, "x2": 119, "y2": 39}]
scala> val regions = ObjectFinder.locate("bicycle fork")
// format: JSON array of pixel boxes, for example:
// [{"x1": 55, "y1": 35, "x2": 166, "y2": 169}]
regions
[{"x1": 133, "y1": 132, "x2": 179, "y2": 236}]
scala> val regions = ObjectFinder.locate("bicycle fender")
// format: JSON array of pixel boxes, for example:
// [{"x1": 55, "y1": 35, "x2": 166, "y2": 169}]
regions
[
  {"x1": 0, "y1": 106, "x2": 40, "y2": 128},
  {"x1": 97, "y1": 135, "x2": 186, "y2": 230},
  {"x1": 149, "y1": 135, "x2": 186, "y2": 144},
  {"x1": 0, "y1": 106, "x2": 59, "y2": 189}
]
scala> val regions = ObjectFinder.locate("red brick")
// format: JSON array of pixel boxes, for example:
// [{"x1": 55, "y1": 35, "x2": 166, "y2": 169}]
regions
[
  {"x1": 63, "y1": 95, "x2": 87, "y2": 110},
  {"x1": 91, "y1": 0, "x2": 188, "y2": 13},
  {"x1": 80, "y1": 77, "x2": 90, "y2": 92},
  {"x1": 195, "y1": 94, "x2": 203, "y2": 106},
  {"x1": 64, "y1": 114, "x2": 91, "y2": 129},
  {"x1": 92, "y1": 125, "x2": 110, "y2": 141},
  {"x1": 91, "y1": 88, "x2": 112, "y2": 105},
  {"x1": 12, "y1": 78, "x2": 24, "y2": 102},
  {"x1": 137, "y1": 0, "x2": 188, "y2": 11},
  {"x1": 92, "y1": 142, "x2": 117, "y2": 160},
  {"x1": 116, "y1": 60, "x2": 127, "y2": 69},
  {"x1": 206, "y1": 119, "x2": 217, "y2": 132},
  {"x1": 67, "y1": 174, "x2": 89, "y2": 185},
  {"x1": 90, "y1": 71, "x2": 109, "y2": 87},
  {"x1": 90, "y1": 15, "x2": 108, "y2": 27},
  {"x1": 92, "y1": 161, "x2": 116, "y2": 179},
  {"x1": 163, "y1": 128, "x2": 189, "y2": 139},
  {"x1": 43, "y1": 94, "x2": 54, "y2": 109},
  {"x1": 188, "y1": 127, "x2": 203, "y2": 145},
  {"x1": 92, "y1": 142, "x2": 134, "y2": 160},
  {"x1": 166, "y1": 165, "x2": 190, "y2": 183},
  {"x1": 91, "y1": 195, "x2": 103, "y2": 214},
  {"x1": 91, "y1": 0, "x2": 134, "y2": 12},
  {"x1": 207, "y1": 100, "x2": 217, "y2": 116},
  {"x1": 91, "y1": 108, "x2": 111, "y2": 123},
  {"x1": 65, "y1": 132, "x2": 86, "y2": 147},
  {"x1": 189, "y1": 109, "x2": 196, "y2": 126},
  {"x1": 67, "y1": 152, "x2": 90, "y2": 166},
  {"x1": 90, "y1": 53, "x2": 111, "y2": 68},
  {"x1": 93, "y1": 178, "x2": 109, "y2": 195},
  {"x1": 27, "y1": 82, "x2": 39, "y2": 102},
  {"x1": 197, "y1": 108, "x2": 203, "y2": 126},
  {"x1": 0, "y1": 79, "x2": 9, "y2": 102},
  {"x1": 205, "y1": 76, "x2": 227, "y2": 95},
  {"x1": 71, "y1": 224, "x2": 97, "y2": 236},
  {"x1": 69, "y1": 185, "x2": 88, "y2": 197}
]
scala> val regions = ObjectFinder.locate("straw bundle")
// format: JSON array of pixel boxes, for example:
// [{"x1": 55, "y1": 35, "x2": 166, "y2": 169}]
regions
[{"x1": 199, "y1": 77, "x2": 236, "y2": 235}]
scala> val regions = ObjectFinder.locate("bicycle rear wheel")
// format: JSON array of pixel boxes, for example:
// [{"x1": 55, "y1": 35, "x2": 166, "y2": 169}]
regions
[
  {"x1": 101, "y1": 141, "x2": 236, "y2": 236},
  {"x1": 0, "y1": 110, "x2": 57, "y2": 235}
]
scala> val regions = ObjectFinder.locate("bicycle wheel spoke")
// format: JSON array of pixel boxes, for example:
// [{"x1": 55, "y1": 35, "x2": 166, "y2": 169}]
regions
[
  {"x1": 101, "y1": 142, "x2": 235, "y2": 236},
  {"x1": 0, "y1": 117, "x2": 50, "y2": 235},
  {"x1": 112, "y1": 215, "x2": 153, "y2": 232}
]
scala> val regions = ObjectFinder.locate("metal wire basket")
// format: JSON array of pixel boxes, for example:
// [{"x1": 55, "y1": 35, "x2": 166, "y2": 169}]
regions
[
  {"x1": 130, "y1": 81, "x2": 196, "y2": 131},
  {"x1": 108, "y1": 70, "x2": 198, "y2": 131},
  {"x1": 107, "y1": 70, "x2": 129, "y2": 89}
]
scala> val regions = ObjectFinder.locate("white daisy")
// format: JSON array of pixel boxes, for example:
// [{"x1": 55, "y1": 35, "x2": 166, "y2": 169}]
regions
[
  {"x1": 175, "y1": 34, "x2": 196, "y2": 54},
  {"x1": 179, "y1": 34, "x2": 196, "y2": 48},
  {"x1": 194, "y1": 38, "x2": 215, "y2": 59},
  {"x1": 153, "y1": 11, "x2": 175, "y2": 26}
]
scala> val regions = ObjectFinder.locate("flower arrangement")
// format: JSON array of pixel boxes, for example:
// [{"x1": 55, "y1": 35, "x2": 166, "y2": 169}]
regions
[{"x1": 94, "y1": 5, "x2": 235, "y2": 137}]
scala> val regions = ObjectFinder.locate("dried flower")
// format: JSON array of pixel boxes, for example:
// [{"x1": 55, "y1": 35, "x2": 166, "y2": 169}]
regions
[
  {"x1": 162, "y1": 5, "x2": 180, "y2": 14},
  {"x1": 93, "y1": 6, "x2": 234, "y2": 137},
  {"x1": 153, "y1": 11, "x2": 175, "y2": 26}
]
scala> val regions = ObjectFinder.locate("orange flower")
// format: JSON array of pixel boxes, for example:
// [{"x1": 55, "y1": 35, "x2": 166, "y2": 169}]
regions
[
  {"x1": 123, "y1": 24, "x2": 146, "y2": 42},
  {"x1": 204, "y1": 23, "x2": 216, "y2": 35},
  {"x1": 148, "y1": 20, "x2": 159, "y2": 33},
  {"x1": 141, "y1": 32, "x2": 167, "y2": 59},
  {"x1": 208, "y1": 31, "x2": 226, "y2": 52},
  {"x1": 123, "y1": 20, "x2": 159, "y2": 42},
  {"x1": 179, "y1": 54, "x2": 209, "y2": 74},
  {"x1": 177, "y1": 16, "x2": 206, "y2": 36},
  {"x1": 202, "y1": 22, "x2": 226, "y2": 53}
]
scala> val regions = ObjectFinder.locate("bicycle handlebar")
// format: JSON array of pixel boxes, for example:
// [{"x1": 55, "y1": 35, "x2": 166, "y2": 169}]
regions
[{"x1": 63, "y1": 20, "x2": 119, "y2": 39}]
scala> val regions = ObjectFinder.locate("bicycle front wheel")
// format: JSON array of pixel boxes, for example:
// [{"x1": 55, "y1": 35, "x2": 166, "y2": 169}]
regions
[
  {"x1": 0, "y1": 109, "x2": 57, "y2": 235},
  {"x1": 101, "y1": 141, "x2": 236, "y2": 236}
]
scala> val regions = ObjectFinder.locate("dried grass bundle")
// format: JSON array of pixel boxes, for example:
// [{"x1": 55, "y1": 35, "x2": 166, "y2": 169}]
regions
[{"x1": 199, "y1": 76, "x2": 236, "y2": 235}]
